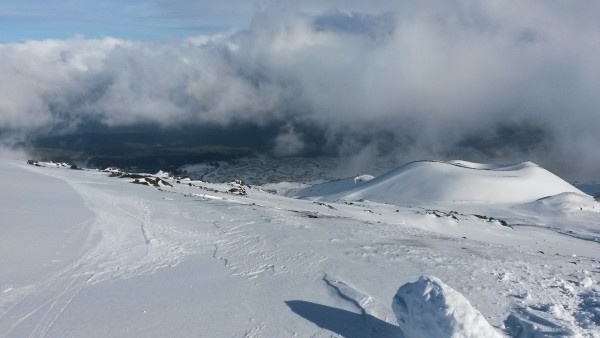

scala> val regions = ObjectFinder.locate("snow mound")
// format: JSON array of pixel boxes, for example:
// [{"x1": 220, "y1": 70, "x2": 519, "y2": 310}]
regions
[
  {"x1": 323, "y1": 160, "x2": 583, "y2": 204},
  {"x1": 392, "y1": 276, "x2": 502, "y2": 338},
  {"x1": 527, "y1": 192, "x2": 600, "y2": 214}
]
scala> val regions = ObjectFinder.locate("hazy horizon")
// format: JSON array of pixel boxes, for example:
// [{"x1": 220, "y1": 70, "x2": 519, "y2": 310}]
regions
[{"x1": 2, "y1": 1, "x2": 600, "y2": 180}]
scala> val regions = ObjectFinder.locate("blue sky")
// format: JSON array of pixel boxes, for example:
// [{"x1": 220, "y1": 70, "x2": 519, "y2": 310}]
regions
[
  {"x1": 0, "y1": 0, "x2": 252, "y2": 42},
  {"x1": 0, "y1": 0, "x2": 399, "y2": 42}
]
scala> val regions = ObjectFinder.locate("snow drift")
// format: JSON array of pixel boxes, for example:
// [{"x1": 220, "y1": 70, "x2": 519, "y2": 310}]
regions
[
  {"x1": 392, "y1": 276, "x2": 502, "y2": 338},
  {"x1": 311, "y1": 160, "x2": 584, "y2": 204}
]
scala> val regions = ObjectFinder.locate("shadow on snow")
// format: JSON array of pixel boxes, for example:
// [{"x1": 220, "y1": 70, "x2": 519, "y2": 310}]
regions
[{"x1": 285, "y1": 300, "x2": 403, "y2": 338}]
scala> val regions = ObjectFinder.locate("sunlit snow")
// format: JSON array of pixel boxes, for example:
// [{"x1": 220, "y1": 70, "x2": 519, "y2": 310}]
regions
[{"x1": 0, "y1": 159, "x2": 598, "y2": 337}]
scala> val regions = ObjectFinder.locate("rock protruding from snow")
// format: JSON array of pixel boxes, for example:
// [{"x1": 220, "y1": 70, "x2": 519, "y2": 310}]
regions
[
  {"x1": 392, "y1": 276, "x2": 502, "y2": 338},
  {"x1": 131, "y1": 176, "x2": 173, "y2": 188},
  {"x1": 322, "y1": 160, "x2": 584, "y2": 204}
]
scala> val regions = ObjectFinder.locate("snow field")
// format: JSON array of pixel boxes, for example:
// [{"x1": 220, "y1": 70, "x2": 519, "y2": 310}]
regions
[{"x1": 0, "y1": 159, "x2": 598, "y2": 337}]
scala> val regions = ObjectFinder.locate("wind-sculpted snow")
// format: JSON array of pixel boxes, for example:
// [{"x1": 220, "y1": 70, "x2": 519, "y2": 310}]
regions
[
  {"x1": 309, "y1": 160, "x2": 584, "y2": 204},
  {"x1": 392, "y1": 276, "x2": 502, "y2": 338}
]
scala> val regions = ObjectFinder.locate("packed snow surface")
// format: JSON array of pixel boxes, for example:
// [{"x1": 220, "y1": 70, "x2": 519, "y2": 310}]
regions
[
  {"x1": 392, "y1": 276, "x2": 502, "y2": 338},
  {"x1": 1, "y1": 159, "x2": 599, "y2": 337},
  {"x1": 309, "y1": 160, "x2": 585, "y2": 204}
]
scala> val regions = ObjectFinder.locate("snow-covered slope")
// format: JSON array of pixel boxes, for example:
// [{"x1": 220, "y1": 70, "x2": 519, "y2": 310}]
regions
[
  {"x1": 1, "y1": 159, "x2": 599, "y2": 337},
  {"x1": 312, "y1": 160, "x2": 584, "y2": 204}
]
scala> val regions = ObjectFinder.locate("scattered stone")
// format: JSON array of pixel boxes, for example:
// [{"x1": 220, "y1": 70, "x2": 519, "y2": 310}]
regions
[{"x1": 313, "y1": 201, "x2": 336, "y2": 210}]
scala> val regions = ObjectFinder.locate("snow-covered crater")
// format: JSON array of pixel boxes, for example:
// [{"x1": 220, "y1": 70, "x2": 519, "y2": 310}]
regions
[{"x1": 300, "y1": 160, "x2": 585, "y2": 205}]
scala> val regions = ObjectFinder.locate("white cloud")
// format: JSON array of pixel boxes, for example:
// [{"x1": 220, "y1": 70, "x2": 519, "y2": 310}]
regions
[
  {"x1": 1, "y1": 1, "x2": 600, "y2": 179},
  {"x1": 273, "y1": 125, "x2": 305, "y2": 157}
]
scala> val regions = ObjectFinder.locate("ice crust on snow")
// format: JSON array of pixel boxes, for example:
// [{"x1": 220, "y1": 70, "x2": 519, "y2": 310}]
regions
[
  {"x1": 392, "y1": 276, "x2": 502, "y2": 338},
  {"x1": 308, "y1": 160, "x2": 584, "y2": 204}
]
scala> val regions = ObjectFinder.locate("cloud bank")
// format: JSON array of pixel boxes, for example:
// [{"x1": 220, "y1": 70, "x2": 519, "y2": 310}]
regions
[{"x1": 1, "y1": 1, "x2": 599, "y2": 179}]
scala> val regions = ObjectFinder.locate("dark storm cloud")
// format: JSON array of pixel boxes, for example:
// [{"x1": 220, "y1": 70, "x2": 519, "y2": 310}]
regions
[{"x1": 1, "y1": 0, "x2": 600, "y2": 179}]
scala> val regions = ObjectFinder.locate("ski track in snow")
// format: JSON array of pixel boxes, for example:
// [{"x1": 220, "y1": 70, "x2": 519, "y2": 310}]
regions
[
  {"x1": 1, "y1": 161, "x2": 599, "y2": 337},
  {"x1": 0, "y1": 165, "x2": 211, "y2": 337}
]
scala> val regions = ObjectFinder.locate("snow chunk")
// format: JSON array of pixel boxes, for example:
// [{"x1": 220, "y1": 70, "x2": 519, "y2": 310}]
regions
[
  {"x1": 392, "y1": 276, "x2": 502, "y2": 338},
  {"x1": 354, "y1": 174, "x2": 375, "y2": 184},
  {"x1": 579, "y1": 276, "x2": 594, "y2": 289},
  {"x1": 155, "y1": 170, "x2": 173, "y2": 179}
]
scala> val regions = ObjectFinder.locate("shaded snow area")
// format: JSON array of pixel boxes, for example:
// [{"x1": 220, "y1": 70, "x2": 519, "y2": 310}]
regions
[
  {"x1": 1, "y1": 159, "x2": 599, "y2": 337},
  {"x1": 293, "y1": 175, "x2": 375, "y2": 198}
]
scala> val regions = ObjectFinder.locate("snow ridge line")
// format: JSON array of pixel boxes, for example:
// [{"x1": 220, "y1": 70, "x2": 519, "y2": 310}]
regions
[
  {"x1": 322, "y1": 274, "x2": 367, "y2": 317},
  {"x1": 322, "y1": 274, "x2": 397, "y2": 338}
]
